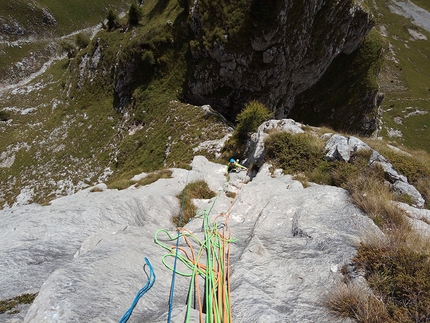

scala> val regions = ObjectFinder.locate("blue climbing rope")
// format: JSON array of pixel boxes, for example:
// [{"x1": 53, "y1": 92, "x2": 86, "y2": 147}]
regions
[
  {"x1": 119, "y1": 257, "x2": 156, "y2": 323},
  {"x1": 167, "y1": 168, "x2": 191, "y2": 323}
]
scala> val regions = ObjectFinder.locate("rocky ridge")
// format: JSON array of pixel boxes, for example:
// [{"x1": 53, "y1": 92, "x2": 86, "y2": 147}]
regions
[
  {"x1": 1, "y1": 155, "x2": 378, "y2": 323},
  {"x1": 2, "y1": 117, "x2": 429, "y2": 321}
]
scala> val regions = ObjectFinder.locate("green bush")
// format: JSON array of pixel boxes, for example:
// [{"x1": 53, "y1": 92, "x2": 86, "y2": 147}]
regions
[
  {"x1": 60, "y1": 40, "x2": 76, "y2": 58},
  {"x1": 264, "y1": 131, "x2": 325, "y2": 174},
  {"x1": 75, "y1": 33, "x2": 90, "y2": 49},
  {"x1": 0, "y1": 110, "x2": 11, "y2": 121},
  {"x1": 234, "y1": 100, "x2": 273, "y2": 141}
]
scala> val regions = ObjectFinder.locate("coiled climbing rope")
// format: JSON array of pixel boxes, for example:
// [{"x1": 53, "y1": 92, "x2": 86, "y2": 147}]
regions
[{"x1": 155, "y1": 169, "x2": 247, "y2": 323}]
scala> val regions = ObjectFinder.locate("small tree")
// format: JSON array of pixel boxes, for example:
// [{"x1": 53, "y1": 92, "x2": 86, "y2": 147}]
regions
[
  {"x1": 234, "y1": 100, "x2": 273, "y2": 141},
  {"x1": 107, "y1": 9, "x2": 119, "y2": 31},
  {"x1": 128, "y1": 4, "x2": 142, "y2": 26}
]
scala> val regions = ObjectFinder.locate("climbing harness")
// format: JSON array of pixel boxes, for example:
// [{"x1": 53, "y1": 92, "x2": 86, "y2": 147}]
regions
[
  {"x1": 118, "y1": 257, "x2": 156, "y2": 323},
  {"x1": 155, "y1": 168, "x2": 246, "y2": 323}
]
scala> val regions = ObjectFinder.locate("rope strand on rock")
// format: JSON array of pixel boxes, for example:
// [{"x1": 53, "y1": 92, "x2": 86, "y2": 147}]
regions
[{"x1": 119, "y1": 257, "x2": 156, "y2": 323}]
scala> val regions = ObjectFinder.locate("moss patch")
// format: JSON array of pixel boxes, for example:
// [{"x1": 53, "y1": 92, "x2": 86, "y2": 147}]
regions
[{"x1": 0, "y1": 293, "x2": 38, "y2": 315}]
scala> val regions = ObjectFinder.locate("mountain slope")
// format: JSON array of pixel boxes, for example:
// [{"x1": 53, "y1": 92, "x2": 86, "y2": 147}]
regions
[
  {"x1": 371, "y1": 0, "x2": 430, "y2": 152},
  {"x1": 0, "y1": 0, "x2": 429, "y2": 207}
]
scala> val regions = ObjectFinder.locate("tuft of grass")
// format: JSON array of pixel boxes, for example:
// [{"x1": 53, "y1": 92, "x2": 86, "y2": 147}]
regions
[
  {"x1": 292, "y1": 173, "x2": 310, "y2": 188},
  {"x1": 348, "y1": 175, "x2": 410, "y2": 231},
  {"x1": 324, "y1": 282, "x2": 392, "y2": 323},
  {"x1": 107, "y1": 178, "x2": 134, "y2": 190},
  {"x1": 90, "y1": 186, "x2": 104, "y2": 193},
  {"x1": 134, "y1": 169, "x2": 173, "y2": 187},
  {"x1": 264, "y1": 131, "x2": 326, "y2": 175},
  {"x1": 172, "y1": 180, "x2": 216, "y2": 226},
  {"x1": 353, "y1": 234, "x2": 430, "y2": 323},
  {"x1": 223, "y1": 100, "x2": 273, "y2": 158},
  {"x1": 0, "y1": 293, "x2": 38, "y2": 315},
  {"x1": 225, "y1": 191, "x2": 236, "y2": 199}
]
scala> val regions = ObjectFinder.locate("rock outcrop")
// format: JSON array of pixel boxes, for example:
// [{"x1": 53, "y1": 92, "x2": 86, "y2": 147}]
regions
[
  {"x1": 1, "y1": 156, "x2": 382, "y2": 322},
  {"x1": 244, "y1": 120, "x2": 425, "y2": 208},
  {"x1": 324, "y1": 133, "x2": 425, "y2": 208},
  {"x1": 185, "y1": 0, "x2": 380, "y2": 134}
]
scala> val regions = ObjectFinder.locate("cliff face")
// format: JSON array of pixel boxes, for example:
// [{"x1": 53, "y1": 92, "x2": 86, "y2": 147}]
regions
[{"x1": 185, "y1": 0, "x2": 380, "y2": 134}]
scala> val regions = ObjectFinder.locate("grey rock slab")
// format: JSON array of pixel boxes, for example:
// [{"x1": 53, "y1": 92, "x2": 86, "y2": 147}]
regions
[
  {"x1": 324, "y1": 134, "x2": 351, "y2": 162},
  {"x1": 392, "y1": 181, "x2": 425, "y2": 208},
  {"x1": 1, "y1": 156, "x2": 379, "y2": 323},
  {"x1": 225, "y1": 169, "x2": 376, "y2": 322}
]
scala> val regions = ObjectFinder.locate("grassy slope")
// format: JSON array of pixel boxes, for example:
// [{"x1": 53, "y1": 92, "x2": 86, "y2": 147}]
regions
[
  {"x1": 372, "y1": 0, "x2": 430, "y2": 153},
  {"x1": 0, "y1": 0, "x2": 230, "y2": 207},
  {"x1": 0, "y1": 0, "x2": 130, "y2": 75}
]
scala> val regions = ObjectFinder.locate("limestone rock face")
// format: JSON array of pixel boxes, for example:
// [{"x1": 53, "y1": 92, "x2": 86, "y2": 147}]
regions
[
  {"x1": 1, "y1": 156, "x2": 379, "y2": 323},
  {"x1": 185, "y1": 0, "x2": 377, "y2": 134},
  {"x1": 323, "y1": 133, "x2": 425, "y2": 208}
]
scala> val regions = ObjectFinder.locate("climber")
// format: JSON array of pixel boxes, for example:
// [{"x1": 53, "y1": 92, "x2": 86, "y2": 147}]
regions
[{"x1": 226, "y1": 158, "x2": 248, "y2": 175}]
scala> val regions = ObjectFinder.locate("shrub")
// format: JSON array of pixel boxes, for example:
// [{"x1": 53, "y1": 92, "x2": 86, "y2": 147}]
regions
[
  {"x1": 178, "y1": 0, "x2": 189, "y2": 9},
  {"x1": 264, "y1": 131, "x2": 325, "y2": 174},
  {"x1": 75, "y1": 33, "x2": 90, "y2": 49},
  {"x1": 60, "y1": 40, "x2": 76, "y2": 58},
  {"x1": 0, "y1": 110, "x2": 11, "y2": 121},
  {"x1": 353, "y1": 237, "x2": 430, "y2": 322},
  {"x1": 234, "y1": 100, "x2": 273, "y2": 141},
  {"x1": 141, "y1": 50, "x2": 156, "y2": 66}
]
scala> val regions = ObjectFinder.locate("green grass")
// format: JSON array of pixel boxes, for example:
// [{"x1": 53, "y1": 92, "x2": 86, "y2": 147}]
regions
[
  {"x1": 353, "y1": 233, "x2": 430, "y2": 323},
  {"x1": 0, "y1": 0, "x2": 131, "y2": 79},
  {"x1": 370, "y1": 0, "x2": 430, "y2": 153},
  {"x1": 0, "y1": 293, "x2": 38, "y2": 315},
  {"x1": 410, "y1": 0, "x2": 430, "y2": 12},
  {"x1": 0, "y1": 0, "x2": 231, "y2": 207},
  {"x1": 173, "y1": 180, "x2": 216, "y2": 226}
]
